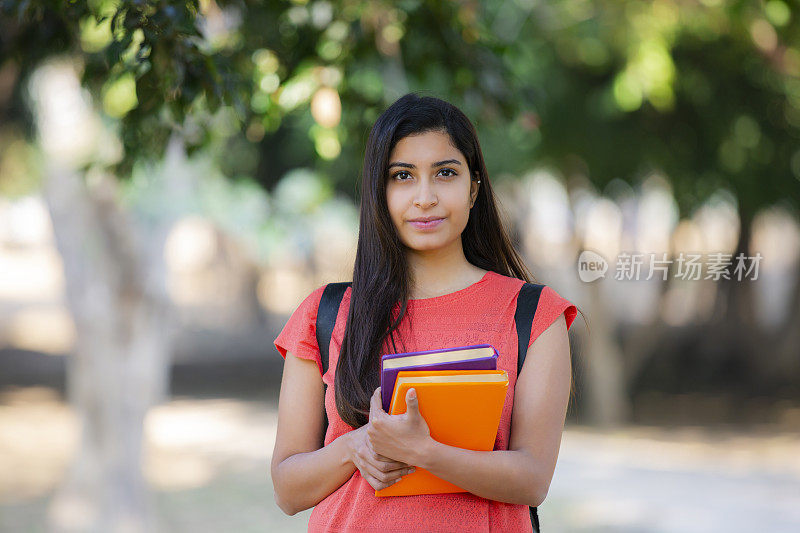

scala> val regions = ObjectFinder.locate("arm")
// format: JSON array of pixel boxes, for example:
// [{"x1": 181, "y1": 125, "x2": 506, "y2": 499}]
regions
[
  {"x1": 413, "y1": 313, "x2": 572, "y2": 507},
  {"x1": 270, "y1": 351, "x2": 357, "y2": 515},
  {"x1": 272, "y1": 352, "x2": 417, "y2": 515}
]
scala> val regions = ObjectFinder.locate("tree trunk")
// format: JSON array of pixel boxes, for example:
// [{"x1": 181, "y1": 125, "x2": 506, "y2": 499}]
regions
[
  {"x1": 771, "y1": 254, "x2": 800, "y2": 384},
  {"x1": 42, "y1": 159, "x2": 175, "y2": 533},
  {"x1": 697, "y1": 210, "x2": 759, "y2": 386},
  {"x1": 582, "y1": 279, "x2": 631, "y2": 427}
]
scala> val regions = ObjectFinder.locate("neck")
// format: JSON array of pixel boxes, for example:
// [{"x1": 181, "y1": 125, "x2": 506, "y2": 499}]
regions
[{"x1": 406, "y1": 238, "x2": 483, "y2": 299}]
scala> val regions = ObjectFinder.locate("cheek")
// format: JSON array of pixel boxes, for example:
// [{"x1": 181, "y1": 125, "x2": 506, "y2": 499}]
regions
[
  {"x1": 385, "y1": 197, "x2": 398, "y2": 221},
  {"x1": 386, "y1": 190, "x2": 406, "y2": 222},
  {"x1": 450, "y1": 199, "x2": 472, "y2": 231}
]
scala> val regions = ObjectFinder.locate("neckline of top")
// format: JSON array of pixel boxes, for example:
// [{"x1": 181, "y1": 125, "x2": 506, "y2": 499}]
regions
[{"x1": 406, "y1": 270, "x2": 494, "y2": 308}]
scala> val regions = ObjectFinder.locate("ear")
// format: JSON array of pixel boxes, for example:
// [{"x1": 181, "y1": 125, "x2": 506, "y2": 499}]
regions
[{"x1": 470, "y1": 172, "x2": 480, "y2": 207}]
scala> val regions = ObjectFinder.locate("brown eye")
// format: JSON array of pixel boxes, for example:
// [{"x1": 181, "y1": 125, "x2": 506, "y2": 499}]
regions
[
  {"x1": 439, "y1": 168, "x2": 457, "y2": 177},
  {"x1": 392, "y1": 171, "x2": 411, "y2": 181}
]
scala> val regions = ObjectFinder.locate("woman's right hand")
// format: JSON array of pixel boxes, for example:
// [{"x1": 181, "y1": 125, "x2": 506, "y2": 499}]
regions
[{"x1": 347, "y1": 423, "x2": 416, "y2": 491}]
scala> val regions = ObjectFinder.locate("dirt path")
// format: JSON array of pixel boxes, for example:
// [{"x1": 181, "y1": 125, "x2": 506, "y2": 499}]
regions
[{"x1": 1, "y1": 387, "x2": 798, "y2": 532}]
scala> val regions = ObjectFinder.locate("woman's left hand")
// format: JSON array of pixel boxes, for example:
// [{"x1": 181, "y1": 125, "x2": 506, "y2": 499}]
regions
[{"x1": 367, "y1": 387, "x2": 432, "y2": 467}]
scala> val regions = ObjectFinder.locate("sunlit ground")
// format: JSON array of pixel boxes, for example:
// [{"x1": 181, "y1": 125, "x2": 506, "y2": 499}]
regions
[{"x1": 1, "y1": 387, "x2": 799, "y2": 532}]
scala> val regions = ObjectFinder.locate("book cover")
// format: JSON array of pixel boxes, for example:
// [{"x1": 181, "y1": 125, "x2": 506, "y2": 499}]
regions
[
  {"x1": 380, "y1": 344, "x2": 498, "y2": 413},
  {"x1": 374, "y1": 369, "x2": 509, "y2": 497}
]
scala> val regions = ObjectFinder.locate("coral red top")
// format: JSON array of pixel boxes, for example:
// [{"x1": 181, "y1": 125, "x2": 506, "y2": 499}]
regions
[{"x1": 274, "y1": 270, "x2": 577, "y2": 533}]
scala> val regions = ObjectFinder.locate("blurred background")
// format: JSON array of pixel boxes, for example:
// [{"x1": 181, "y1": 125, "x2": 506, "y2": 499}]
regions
[{"x1": 1, "y1": 0, "x2": 799, "y2": 531}]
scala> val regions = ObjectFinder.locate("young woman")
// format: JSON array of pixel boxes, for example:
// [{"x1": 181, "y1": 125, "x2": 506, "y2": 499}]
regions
[{"x1": 271, "y1": 93, "x2": 577, "y2": 532}]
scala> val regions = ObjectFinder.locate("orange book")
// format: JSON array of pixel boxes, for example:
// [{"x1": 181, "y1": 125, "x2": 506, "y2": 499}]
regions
[{"x1": 374, "y1": 369, "x2": 509, "y2": 497}]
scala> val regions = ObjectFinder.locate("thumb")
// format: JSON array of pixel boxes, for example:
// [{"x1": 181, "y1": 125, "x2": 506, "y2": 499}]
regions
[{"x1": 406, "y1": 387, "x2": 419, "y2": 414}]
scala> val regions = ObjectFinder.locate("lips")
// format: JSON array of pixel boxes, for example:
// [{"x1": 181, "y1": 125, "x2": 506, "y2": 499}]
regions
[
  {"x1": 408, "y1": 217, "x2": 445, "y2": 230},
  {"x1": 409, "y1": 218, "x2": 443, "y2": 222}
]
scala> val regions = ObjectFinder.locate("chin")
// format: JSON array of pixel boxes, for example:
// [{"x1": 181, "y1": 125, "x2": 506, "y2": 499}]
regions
[{"x1": 403, "y1": 235, "x2": 453, "y2": 252}]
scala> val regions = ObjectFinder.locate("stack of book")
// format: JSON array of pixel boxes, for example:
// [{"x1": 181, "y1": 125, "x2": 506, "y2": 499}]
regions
[{"x1": 375, "y1": 344, "x2": 508, "y2": 497}]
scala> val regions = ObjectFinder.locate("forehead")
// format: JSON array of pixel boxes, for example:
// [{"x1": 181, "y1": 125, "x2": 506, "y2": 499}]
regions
[{"x1": 389, "y1": 131, "x2": 463, "y2": 161}]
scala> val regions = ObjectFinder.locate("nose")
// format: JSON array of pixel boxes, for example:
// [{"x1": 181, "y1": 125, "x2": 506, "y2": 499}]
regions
[{"x1": 413, "y1": 178, "x2": 438, "y2": 207}]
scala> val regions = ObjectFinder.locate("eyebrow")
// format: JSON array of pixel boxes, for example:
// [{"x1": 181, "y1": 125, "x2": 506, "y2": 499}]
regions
[{"x1": 388, "y1": 159, "x2": 462, "y2": 169}]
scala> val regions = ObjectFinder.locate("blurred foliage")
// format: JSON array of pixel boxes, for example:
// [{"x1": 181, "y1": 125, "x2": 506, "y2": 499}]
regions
[
  {"x1": 0, "y1": 128, "x2": 41, "y2": 197},
  {"x1": 1, "y1": 0, "x2": 799, "y2": 222}
]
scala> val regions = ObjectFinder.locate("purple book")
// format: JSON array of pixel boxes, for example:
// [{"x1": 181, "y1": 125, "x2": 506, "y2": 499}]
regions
[{"x1": 380, "y1": 344, "x2": 499, "y2": 412}]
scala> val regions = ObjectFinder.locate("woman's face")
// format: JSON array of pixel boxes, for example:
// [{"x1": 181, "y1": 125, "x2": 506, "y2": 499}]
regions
[{"x1": 385, "y1": 130, "x2": 479, "y2": 254}]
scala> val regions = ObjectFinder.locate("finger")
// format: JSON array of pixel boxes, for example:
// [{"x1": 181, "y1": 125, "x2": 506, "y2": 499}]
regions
[
  {"x1": 355, "y1": 452, "x2": 415, "y2": 486},
  {"x1": 364, "y1": 461, "x2": 415, "y2": 486},
  {"x1": 372, "y1": 454, "x2": 410, "y2": 472},
  {"x1": 363, "y1": 439, "x2": 410, "y2": 472},
  {"x1": 369, "y1": 387, "x2": 384, "y2": 421},
  {"x1": 366, "y1": 472, "x2": 402, "y2": 491},
  {"x1": 376, "y1": 453, "x2": 409, "y2": 468},
  {"x1": 363, "y1": 430, "x2": 407, "y2": 468},
  {"x1": 362, "y1": 472, "x2": 387, "y2": 491},
  {"x1": 370, "y1": 463, "x2": 413, "y2": 483},
  {"x1": 353, "y1": 439, "x2": 409, "y2": 487},
  {"x1": 358, "y1": 459, "x2": 395, "y2": 487},
  {"x1": 363, "y1": 445, "x2": 406, "y2": 473}
]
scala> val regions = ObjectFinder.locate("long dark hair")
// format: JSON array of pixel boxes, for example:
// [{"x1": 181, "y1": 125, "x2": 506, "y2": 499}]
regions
[{"x1": 334, "y1": 92, "x2": 537, "y2": 428}]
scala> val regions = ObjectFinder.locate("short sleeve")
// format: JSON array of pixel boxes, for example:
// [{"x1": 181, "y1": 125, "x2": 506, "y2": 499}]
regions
[
  {"x1": 528, "y1": 285, "x2": 578, "y2": 349},
  {"x1": 273, "y1": 285, "x2": 327, "y2": 376}
]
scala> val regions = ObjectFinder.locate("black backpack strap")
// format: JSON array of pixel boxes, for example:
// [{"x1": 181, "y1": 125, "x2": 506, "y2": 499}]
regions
[
  {"x1": 314, "y1": 282, "x2": 351, "y2": 446},
  {"x1": 515, "y1": 282, "x2": 544, "y2": 376},
  {"x1": 515, "y1": 282, "x2": 545, "y2": 533}
]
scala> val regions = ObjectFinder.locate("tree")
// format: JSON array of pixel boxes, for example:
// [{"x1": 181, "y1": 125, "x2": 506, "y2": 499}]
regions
[
  {"x1": 2, "y1": 0, "x2": 800, "y2": 527},
  {"x1": 1, "y1": 1, "x2": 536, "y2": 530}
]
